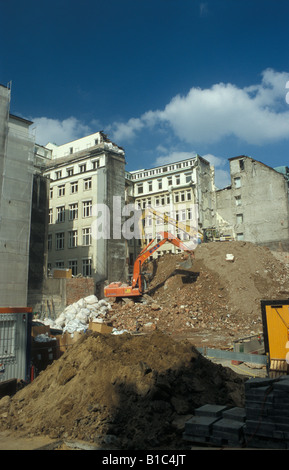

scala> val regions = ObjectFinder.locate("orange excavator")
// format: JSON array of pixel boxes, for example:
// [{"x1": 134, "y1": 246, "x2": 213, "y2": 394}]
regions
[{"x1": 104, "y1": 231, "x2": 194, "y2": 298}]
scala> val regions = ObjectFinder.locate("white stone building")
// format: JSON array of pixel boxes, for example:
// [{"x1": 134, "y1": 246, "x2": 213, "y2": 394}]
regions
[
  {"x1": 127, "y1": 154, "x2": 215, "y2": 258},
  {"x1": 43, "y1": 131, "x2": 127, "y2": 287}
]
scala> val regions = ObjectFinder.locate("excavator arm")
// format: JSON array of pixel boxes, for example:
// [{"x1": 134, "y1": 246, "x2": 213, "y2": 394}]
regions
[{"x1": 104, "y1": 231, "x2": 193, "y2": 298}]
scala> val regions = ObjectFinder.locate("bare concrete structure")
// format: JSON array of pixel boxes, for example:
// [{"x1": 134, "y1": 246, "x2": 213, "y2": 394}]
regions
[
  {"x1": 0, "y1": 84, "x2": 35, "y2": 307},
  {"x1": 214, "y1": 156, "x2": 289, "y2": 249}
]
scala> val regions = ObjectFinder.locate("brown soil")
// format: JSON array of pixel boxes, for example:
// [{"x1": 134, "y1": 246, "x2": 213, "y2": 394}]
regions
[
  {"x1": 1, "y1": 241, "x2": 288, "y2": 450},
  {"x1": 0, "y1": 331, "x2": 245, "y2": 450},
  {"x1": 107, "y1": 242, "x2": 289, "y2": 348}
]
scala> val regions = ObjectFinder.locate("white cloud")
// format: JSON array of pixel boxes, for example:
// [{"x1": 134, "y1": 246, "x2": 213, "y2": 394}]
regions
[
  {"x1": 111, "y1": 68, "x2": 289, "y2": 146},
  {"x1": 31, "y1": 116, "x2": 92, "y2": 146}
]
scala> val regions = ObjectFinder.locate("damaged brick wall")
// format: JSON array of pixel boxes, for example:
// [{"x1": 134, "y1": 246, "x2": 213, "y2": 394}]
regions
[{"x1": 66, "y1": 277, "x2": 95, "y2": 306}]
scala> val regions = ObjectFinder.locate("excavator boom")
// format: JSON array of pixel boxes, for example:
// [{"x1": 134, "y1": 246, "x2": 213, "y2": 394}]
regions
[{"x1": 104, "y1": 231, "x2": 193, "y2": 298}]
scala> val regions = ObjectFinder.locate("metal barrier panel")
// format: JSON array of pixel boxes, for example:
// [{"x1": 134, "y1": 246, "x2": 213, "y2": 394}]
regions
[{"x1": 0, "y1": 308, "x2": 32, "y2": 382}]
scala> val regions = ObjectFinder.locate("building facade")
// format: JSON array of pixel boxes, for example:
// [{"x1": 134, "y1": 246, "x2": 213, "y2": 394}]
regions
[
  {"x1": 43, "y1": 131, "x2": 127, "y2": 287},
  {"x1": 127, "y1": 154, "x2": 215, "y2": 258},
  {"x1": 214, "y1": 155, "x2": 289, "y2": 249}
]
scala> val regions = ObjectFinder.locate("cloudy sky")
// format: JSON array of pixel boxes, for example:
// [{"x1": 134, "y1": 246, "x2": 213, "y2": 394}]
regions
[{"x1": 1, "y1": 0, "x2": 289, "y2": 188}]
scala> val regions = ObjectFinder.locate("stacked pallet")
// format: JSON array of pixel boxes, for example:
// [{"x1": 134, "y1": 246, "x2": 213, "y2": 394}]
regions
[
  {"x1": 183, "y1": 376, "x2": 289, "y2": 448},
  {"x1": 244, "y1": 376, "x2": 289, "y2": 449},
  {"x1": 183, "y1": 404, "x2": 246, "y2": 447}
]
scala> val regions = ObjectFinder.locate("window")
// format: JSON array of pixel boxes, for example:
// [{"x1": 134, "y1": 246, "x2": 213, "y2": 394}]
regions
[
  {"x1": 55, "y1": 261, "x2": 64, "y2": 268},
  {"x1": 70, "y1": 147, "x2": 73, "y2": 154},
  {"x1": 92, "y1": 159, "x2": 99, "y2": 169},
  {"x1": 0, "y1": 317, "x2": 16, "y2": 361},
  {"x1": 158, "y1": 179, "x2": 162, "y2": 190},
  {"x1": 84, "y1": 177, "x2": 92, "y2": 190},
  {"x1": 83, "y1": 200, "x2": 92, "y2": 218},
  {"x1": 56, "y1": 232, "x2": 65, "y2": 250},
  {"x1": 187, "y1": 208, "x2": 192, "y2": 220},
  {"x1": 68, "y1": 230, "x2": 78, "y2": 248},
  {"x1": 68, "y1": 260, "x2": 78, "y2": 276},
  {"x1": 48, "y1": 233, "x2": 52, "y2": 251},
  {"x1": 234, "y1": 177, "x2": 241, "y2": 188},
  {"x1": 79, "y1": 163, "x2": 86, "y2": 173},
  {"x1": 236, "y1": 232, "x2": 244, "y2": 241},
  {"x1": 185, "y1": 173, "x2": 192, "y2": 183},
  {"x1": 175, "y1": 174, "x2": 180, "y2": 185},
  {"x1": 56, "y1": 206, "x2": 65, "y2": 223},
  {"x1": 236, "y1": 213, "x2": 243, "y2": 224},
  {"x1": 49, "y1": 188, "x2": 53, "y2": 199},
  {"x1": 55, "y1": 170, "x2": 62, "y2": 180},
  {"x1": 186, "y1": 190, "x2": 192, "y2": 201},
  {"x1": 67, "y1": 167, "x2": 74, "y2": 176},
  {"x1": 180, "y1": 191, "x2": 185, "y2": 202},
  {"x1": 181, "y1": 210, "x2": 186, "y2": 221},
  {"x1": 58, "y1": 184, "x2": 65, "y2": 197},
  {"x1": 167, "y1": 176, "x2": 172, "y2": 186},
  {"x1": 69, "y1": 203, "x2": 78, "y2": 220},
  {"x1": 82, "y1": 227, "x2": 92, "y2": 246},
  {"x1": 148, "y1": 181, "x2": 153, "y2": 192},
  {"x1": 137, "y1": 183, "x2": 143, "y2": 195},
  {"x1": 82, "y1": 258, "x2": 92, "y2": 277},
  {"x1": 239, "y1": 160, "x2": 245, "y2": 171},
  {"x1": 235, "y1": 195, "x2": 242, "y2": 206},
  {"x1": 48, "y1": 208, "x2": 53, "y2": 224},
  {"x1": 175, "y1": 192, "x2": 179, "y2": 203},
  {"x1": 70, "y1": 181, "x2": 78, "y2": 194}
]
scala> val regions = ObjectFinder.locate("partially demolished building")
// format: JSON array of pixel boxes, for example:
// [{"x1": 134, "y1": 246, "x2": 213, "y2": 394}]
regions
[{"x1": 214, "y1": 155, "x2": 289, "y2": 250}]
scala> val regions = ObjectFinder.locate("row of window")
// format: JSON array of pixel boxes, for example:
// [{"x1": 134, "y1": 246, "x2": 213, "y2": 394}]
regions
[
  {"x1": 136, "y1": 172, "x2": 193, "y2": 194},
  {"x1": 48, "y1": 228, "x2": 92, "y2": 250},
  {"x1": 136, "y1": 189, "x2": 192, "y2": 209},
  {"x1": 48, "y1": 159, "x2": 100, "y2": 181},
  {"x1": 50, "y1": 177, "x2": 92, "y2": 199},
  {"x1": 131, "y1": 159, "x2": 194, "y2": 180},
  {"x1": 49, "y1": 258, "x2": 92, "y2": 277},
  {"x1": 49, "y1": 200, "x2": 92, "y2": 224}
]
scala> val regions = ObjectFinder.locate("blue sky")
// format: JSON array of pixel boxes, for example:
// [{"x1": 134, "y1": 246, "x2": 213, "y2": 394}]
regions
[{"x1": 1, "y1": 0, "x2": 289, "y2": 188}]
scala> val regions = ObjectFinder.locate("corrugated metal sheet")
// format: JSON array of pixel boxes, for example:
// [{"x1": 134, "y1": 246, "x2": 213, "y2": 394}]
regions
[{"x1": 0, "y1": 308, "x2": 32, "y2": 382}]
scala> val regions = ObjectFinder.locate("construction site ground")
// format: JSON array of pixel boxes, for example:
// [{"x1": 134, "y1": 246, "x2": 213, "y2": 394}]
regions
[{"x1": 1, "y1": 241, "x2": 289, "y2": 451}]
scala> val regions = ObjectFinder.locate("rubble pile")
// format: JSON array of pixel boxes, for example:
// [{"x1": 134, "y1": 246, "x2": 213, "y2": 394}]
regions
[
  {"x1": 0, "y1": 331, "x2": 245, "y2": 449},
  {"x1": 106, "y1": 242, "x2": 289, "y2": 347}
]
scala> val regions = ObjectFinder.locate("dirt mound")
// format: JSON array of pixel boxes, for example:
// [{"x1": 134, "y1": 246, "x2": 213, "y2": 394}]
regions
[
  {"x1": 107, "y1": 242, "x2": 289, "y2": 347},
  {"x1": 0, "y1": 331, "x2": 245, "y2": 449}
]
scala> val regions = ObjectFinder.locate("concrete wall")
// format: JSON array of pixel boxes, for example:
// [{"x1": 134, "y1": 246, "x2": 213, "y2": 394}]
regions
[
  {"x1": 105, "y1": 152, "x2": 127, "y2": 283},
  {"x1": 28, "y1": 276, "x2": 95, "y2": 318},
  {"x1": 28, "y1": 174, "x2": 50, "y2": 290},
  {"x1": 0, "y1": 90, "x2": 35, "y2": 307}
]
